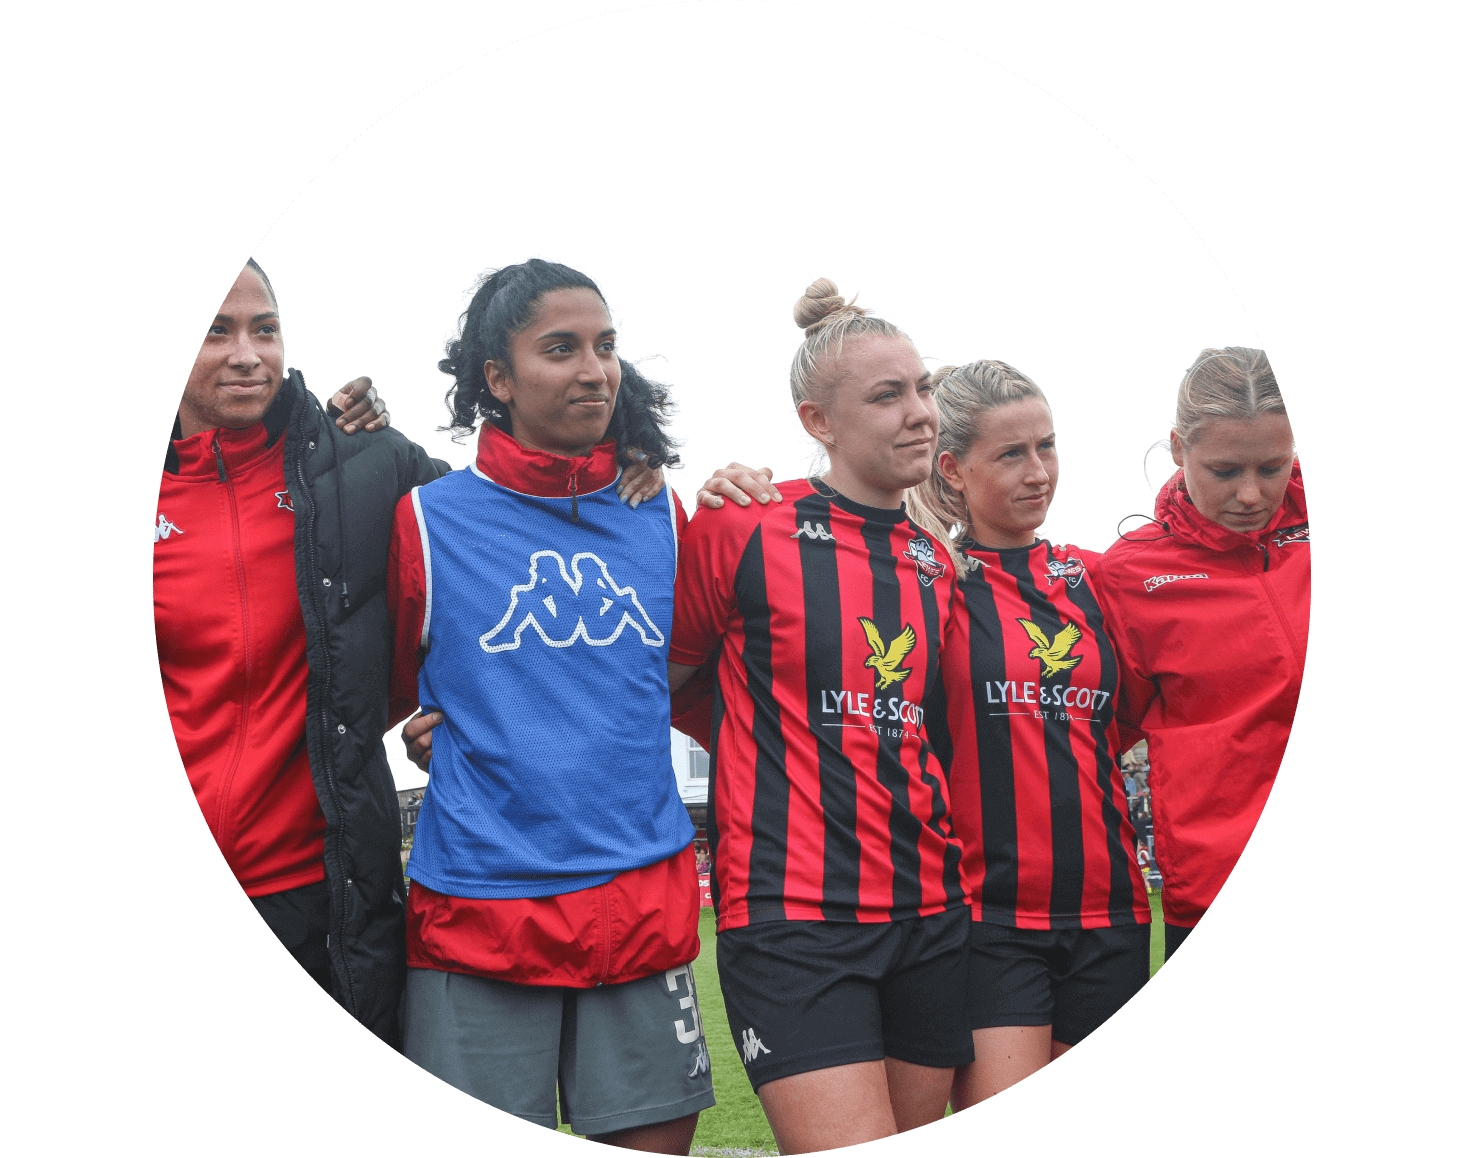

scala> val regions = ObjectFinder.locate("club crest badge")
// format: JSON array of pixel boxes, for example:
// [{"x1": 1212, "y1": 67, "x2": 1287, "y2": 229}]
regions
[
  {"x1": 1045, "y1": 556, "x2": 1086, "y2": 589},
  {"x1": 1271, "y1": 522, "x2": 1309, "y2": 548},
  {"x1": 903, "y1": 536, "x2": 947, "y2": 586}
]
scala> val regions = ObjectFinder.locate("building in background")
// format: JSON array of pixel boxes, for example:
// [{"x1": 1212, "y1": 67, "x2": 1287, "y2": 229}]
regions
[{"x1": 669, "y1": 728, "x2": 709, "y2": 841}]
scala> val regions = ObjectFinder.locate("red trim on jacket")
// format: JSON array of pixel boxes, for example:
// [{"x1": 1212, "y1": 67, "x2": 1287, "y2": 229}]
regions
[
  {"x1": 155, "y1": 421, "x2": 325, "y2": 897},
  {"x1": 387, "y1": 423, "x2": 695, "y2": 986},
  {"x1": 1092, "y1": 465, "x2": 1309, "y2": 926}
]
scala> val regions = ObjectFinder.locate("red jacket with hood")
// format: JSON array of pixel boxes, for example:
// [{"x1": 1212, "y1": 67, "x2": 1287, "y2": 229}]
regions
[{"x1": 1092, "y1": 465, "x2": 1309, "y2": 927}]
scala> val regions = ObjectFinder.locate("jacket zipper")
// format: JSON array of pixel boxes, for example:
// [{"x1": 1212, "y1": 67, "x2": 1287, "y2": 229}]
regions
[
  {"x1": 213, "y1": 437, "x2": 253, "y2": 849},
  {"x1": 295, "y1": 422, "x2": 359, "y2": 1015},
  {"x1": 1255, "y1": 542, "x2": 1303, "y2": 670}
]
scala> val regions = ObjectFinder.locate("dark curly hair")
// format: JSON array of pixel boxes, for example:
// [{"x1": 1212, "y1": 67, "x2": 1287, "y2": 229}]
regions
[{"x1": 439, "y1": 259, "x2": 680, "y2": 469}]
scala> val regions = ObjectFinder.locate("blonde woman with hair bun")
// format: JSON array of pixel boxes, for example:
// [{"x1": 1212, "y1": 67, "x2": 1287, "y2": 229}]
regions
[
  {"x1": 668, "y1": 281, "x2": 972, "y2": 1154},
  {"x1": 1092, "y1": 346, "x2": 1308, "y2": 960}
]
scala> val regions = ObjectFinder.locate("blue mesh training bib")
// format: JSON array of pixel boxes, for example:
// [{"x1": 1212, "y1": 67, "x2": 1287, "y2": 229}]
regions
[{"x1": 405, "y1": 465, "x2": 691, "y2": 899}]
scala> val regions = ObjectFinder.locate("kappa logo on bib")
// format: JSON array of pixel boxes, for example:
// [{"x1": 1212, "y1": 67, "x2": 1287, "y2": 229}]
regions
[{"x1": 480, "y1": 549, "x2": 664, "y2": 653}]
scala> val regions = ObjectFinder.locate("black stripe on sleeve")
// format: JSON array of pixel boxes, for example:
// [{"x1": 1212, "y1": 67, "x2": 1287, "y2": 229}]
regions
[
  {"x1": 862, "y1": 520, "x2": 925, "y2": 919},
  {"x1": 735, "y1": 526, "x2": 790, "y2": 923},
  {"x1": 1064, "y1": 555, "x2": 1139, "y2": 924}
]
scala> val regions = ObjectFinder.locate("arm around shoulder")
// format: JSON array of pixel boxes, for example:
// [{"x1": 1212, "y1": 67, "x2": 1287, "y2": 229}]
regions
[{"x1": 385, "y1": 490, "x2": 429, "y2": 728}]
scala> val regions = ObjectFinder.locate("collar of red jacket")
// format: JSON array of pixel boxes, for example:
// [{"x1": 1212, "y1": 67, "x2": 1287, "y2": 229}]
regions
[
  {"x1": 476, "y1": 422, "x2": 619, "y2": 498},
  {"x1": 169, "y1": 419, "x2": 279, "y2": 478},
  {"x1": 1153, "y1": 461, "x2": 1307, "y2": 552}
]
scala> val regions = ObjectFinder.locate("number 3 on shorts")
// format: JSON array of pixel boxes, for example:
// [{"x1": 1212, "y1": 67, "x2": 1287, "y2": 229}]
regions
[{"x1": 665, "y1": 965, "x2": 703, "y2": 1044}]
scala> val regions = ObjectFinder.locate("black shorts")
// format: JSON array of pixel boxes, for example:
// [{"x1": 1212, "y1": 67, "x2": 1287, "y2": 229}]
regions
[
  {"x1": 967, "y1": 921, "x2": 1150, "y2": 1046},
  {"x1": 251, "y1": 878, "x2": 333, "y2": 995},
  {"x1": 716, "y1": 906, "x2": 973, "y2": 1090},
  {"x1": 1164, "y1": 921, "x2": 1195, "y2": 960}
]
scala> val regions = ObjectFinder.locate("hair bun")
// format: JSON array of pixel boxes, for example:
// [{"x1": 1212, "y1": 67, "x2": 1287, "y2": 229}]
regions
[{"x1": 793, "y1": 277, "x2": 868, "y2": 334}]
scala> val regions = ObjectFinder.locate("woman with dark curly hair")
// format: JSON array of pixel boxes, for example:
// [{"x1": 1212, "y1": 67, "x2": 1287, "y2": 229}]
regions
[{"x1": 383, "y1": 259, "x2": 713, "y2": 1152}]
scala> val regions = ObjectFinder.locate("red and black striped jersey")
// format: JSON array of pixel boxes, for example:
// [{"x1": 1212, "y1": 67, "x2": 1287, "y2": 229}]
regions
[
  {"x1": 927, "y1": 539, "x2": 1149, "y2": 930},
  {"x1": 671, "y1": 478, "x2": 967, "y2": 931}
]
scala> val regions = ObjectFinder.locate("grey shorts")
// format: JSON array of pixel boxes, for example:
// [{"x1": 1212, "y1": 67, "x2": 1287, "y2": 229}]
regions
[{"x1": 402, "y1": 965, "x2": 715, "y2": 1135}]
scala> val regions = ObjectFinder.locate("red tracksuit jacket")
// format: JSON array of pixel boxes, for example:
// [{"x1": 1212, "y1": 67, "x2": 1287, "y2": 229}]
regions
[
  {"x1": 1092, "y1": 466, "x2": 1310, "y2": 926},
  {"x1": 154, "y1": 422, "x2": 323, "y2": 897}
]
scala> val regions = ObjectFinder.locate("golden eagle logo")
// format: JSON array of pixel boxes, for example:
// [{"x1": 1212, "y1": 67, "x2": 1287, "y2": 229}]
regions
[
  {"x1": 1016, "y1": 617, "x2": 1084, "y2": 678},
  {"x1": 857, "y1": 617, "x2": 917, "y2": 690}
]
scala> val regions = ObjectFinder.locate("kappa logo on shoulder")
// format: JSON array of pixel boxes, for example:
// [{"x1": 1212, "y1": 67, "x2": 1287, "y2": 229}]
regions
[
  {"x1": 1271, "y1": 522, "x2": 1309, "y2": 548},
  {"x1": 904, "y1": 535, "x2": 947, "y2": 586},
  {"x1": 480, "y1": 550, "x2": 664, "y2": 653},
  {"x1": 154, "y1": 513, "x2": 183, "y2": 542},
  {"x1": 791, "y1": 520, "x2": 836, "y2": 542},
  {"x1": 1045, "y1": 556, "x2": 1086, "y2": 589}
]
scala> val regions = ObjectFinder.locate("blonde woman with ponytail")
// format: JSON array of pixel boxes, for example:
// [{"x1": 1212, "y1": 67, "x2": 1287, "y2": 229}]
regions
[
  {"x1": 908, "y1": 361, "x2": 1153, "y2": 1108},
  {"x1": 1092, "y1": 348, "x2": 1307, "y2": 961},
  {"x1": 668, "y1": 281, "x2": 972, "y2": 1154}
]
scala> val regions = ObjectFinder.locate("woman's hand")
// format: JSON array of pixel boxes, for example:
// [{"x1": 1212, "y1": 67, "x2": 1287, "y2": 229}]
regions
[
  {"x1": 696, "y1": 463, "x2": 782, "y2": 509},
  {"x1": 618, "y1": 449, "x2": 666, "y2": 508},
  {"x1": 328, "y1": 376, "x2": 390, "y2": 434},
  {"x1": 401, "y1": 709, "x2": 441, "y2": 773}
]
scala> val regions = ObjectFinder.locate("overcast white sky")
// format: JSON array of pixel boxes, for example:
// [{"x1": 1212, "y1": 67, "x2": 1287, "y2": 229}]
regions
[{"x1": 254, "y1": 8, "x2": 1257, "y2": 793}]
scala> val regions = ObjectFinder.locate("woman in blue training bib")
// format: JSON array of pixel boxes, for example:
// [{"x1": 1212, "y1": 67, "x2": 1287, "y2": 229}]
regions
[{"x1": 384, "y1": 259, "x2": 712, "y2": 1152}]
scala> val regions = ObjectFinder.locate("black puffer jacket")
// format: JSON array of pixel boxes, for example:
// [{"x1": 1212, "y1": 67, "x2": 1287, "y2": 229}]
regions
[{"x1": 272, "y1": 370, "x2": 446, "y2": 1043}]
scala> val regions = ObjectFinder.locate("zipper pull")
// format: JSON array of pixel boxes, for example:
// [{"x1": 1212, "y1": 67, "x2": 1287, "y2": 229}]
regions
[
  {"x1": 213, "y1": 436, "x2": 227, "y2": 482},
  {"x1": 342, "y1": 580, "x2": 351, "y2": 610},
  {"x1": 569, "y1": 474, "x2": 579, "y2": 523}
]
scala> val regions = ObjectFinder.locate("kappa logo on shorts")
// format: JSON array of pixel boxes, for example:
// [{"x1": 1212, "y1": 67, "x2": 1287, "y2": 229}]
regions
[
  {"x1": 904, "y1": 535, "x2": 947, "y2": 586},
  {"x1": 154, "y1": 513, "x2": 183, "y2": 542},
  {"x1": 688, "y1": 1039, "x2": 710, "y2": 1078},
  {"x1": 480, "y1": 550, "x2": 664, "y2": 653},
  {"x1": 741, "y1": 1028, "x2": 772, "y2": 1063}
]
